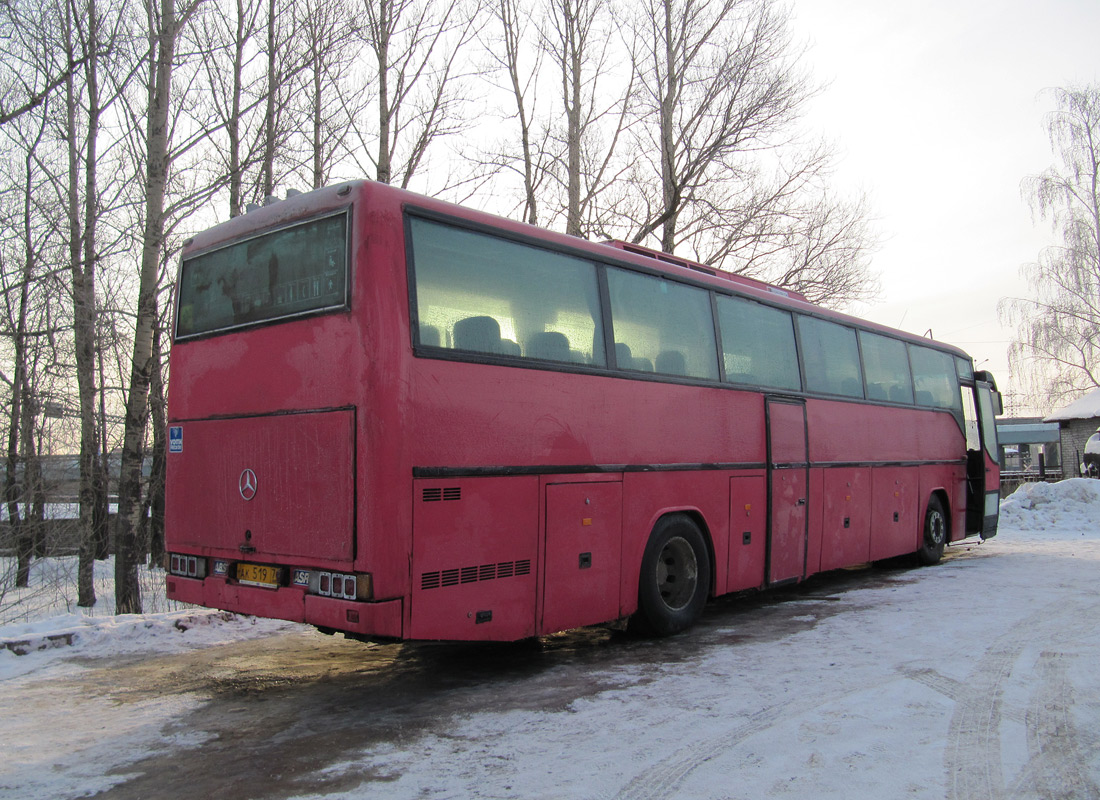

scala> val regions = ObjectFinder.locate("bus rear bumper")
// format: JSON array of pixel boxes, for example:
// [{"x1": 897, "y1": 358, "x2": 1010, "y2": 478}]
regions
[{"x1": 166, "y1": 576, "x2": 404, "y2": 639}]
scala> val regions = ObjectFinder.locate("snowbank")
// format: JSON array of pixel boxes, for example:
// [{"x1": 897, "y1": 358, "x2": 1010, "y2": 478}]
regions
[
  {"x1": 0, "y1": 608, "x2": 295, "y2": 680},
  {"x1": 998, "y1": 477, "x2": 1100, "y2": 533}
]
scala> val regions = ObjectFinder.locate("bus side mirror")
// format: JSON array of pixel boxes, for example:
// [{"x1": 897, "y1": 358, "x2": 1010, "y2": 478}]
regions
[{"x1": 991, "y1": 391, "x2": 1004, "y2": 416}]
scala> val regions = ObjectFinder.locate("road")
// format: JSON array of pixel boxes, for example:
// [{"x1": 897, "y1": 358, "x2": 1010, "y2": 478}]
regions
[{"x1": 5, "y1": 532, "x2": 1100, "y2": 800}]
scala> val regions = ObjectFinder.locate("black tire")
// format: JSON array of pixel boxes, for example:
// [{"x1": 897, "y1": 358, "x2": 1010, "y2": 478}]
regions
[
  {"x1": 632, "y1": 514, "x2": 711, "y2": 636},
  {"x1": 917, "y1": 495, "x2": 948, "y2": 566}
]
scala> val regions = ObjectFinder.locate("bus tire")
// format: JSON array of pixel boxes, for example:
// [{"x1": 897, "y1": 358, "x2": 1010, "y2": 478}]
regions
[
  {"x1": 917, "y1": 496, "x2": 947, "y2": 566},
  {"x1": 632, "y1": 514, "x2": 711, "y2": 637}
]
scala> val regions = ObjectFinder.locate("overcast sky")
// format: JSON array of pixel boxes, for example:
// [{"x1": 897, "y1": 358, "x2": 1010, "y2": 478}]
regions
[{"x1": 788, "y1": 0, "x2": 1100, "y2": 412}]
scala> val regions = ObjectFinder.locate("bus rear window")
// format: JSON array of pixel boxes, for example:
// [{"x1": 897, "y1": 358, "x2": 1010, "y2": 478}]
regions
[{"x1": 176, "y1": 211, "x2": 348, "y2": 339}]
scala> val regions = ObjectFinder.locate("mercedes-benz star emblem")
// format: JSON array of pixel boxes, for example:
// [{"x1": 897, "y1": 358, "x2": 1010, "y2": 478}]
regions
[{"x1": 239, "y1": 468, "x2": 258, "y2": 501}]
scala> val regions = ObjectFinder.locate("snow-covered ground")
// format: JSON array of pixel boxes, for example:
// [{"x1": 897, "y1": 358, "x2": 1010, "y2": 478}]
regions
[{"x1": 2, "y1": 479, "x2": 1100, "y2": 800}]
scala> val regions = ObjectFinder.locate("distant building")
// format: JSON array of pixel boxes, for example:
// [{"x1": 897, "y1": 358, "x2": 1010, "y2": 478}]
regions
[
  {"x1": 995, "y1": 417, "x2": 1060, "y2": 474},
  {"x1": 1045, "y1": 388, "x2": 1100, "y2": 478}
]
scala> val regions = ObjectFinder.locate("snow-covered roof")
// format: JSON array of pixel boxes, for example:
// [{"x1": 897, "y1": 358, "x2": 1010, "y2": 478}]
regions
[{"x1": 1045, "y1": 387, "x2": 1100, "y2": 422}]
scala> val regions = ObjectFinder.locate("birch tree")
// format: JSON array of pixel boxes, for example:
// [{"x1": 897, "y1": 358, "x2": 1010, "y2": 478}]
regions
[
  {"x1": 291, "y1": 0, "x2": 361, "y2": 190},
  {"x1": 114, "y1": 0, "x2": 204, "y2": 614},
  {"x1": 541, "y1": 0, "x2": 634, "y2": 237},
  {"x1": 615, "y1": 0, "x2": 875, "y2": 306},
  {"x1": 357, "y1": 0, "x2": 478, "y2": 189},
  {"x1": 627, "y1": 0, "x2": 804, "y2": 253},
  {"x1": 195, "y1": 0, "x2": 265, "y2": 217},
  {"x1": 1001, "y1": 85, "x2": 1100, "y2": 405},
  {"x1": 482, "y1": 0, "x2": 549, "y2": 225},
  {"x1": 62, "y1": 0, "x2": 118, "y2": 606}
]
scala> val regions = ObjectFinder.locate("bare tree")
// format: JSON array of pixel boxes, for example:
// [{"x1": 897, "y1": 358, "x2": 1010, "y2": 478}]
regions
[
  {"x1": 63, "y1": 0, "x2": 111, "y2": 606},
  {"x1": 626, "y1": 0, "x2": 805, "y2": 251},
  {"x1": 1001, "y1": 85, "x2": 1100, "y2": 406},
  {"x1": 608, "y1": 0, "x2": 877, "y2": 306},
  {"x1": 540, "y1": 0, "x2": 635, "y2": 237},
  {"x1": 194, "y1": 0, "x2": 265, "y2": 217},
  {"x1": 0, "y1": 1, "x2": 85, "y2": 129},
  {"x1": 291, "y1": 0, "x2": 361, "y2": 189},
  {"x1": 3, "y1": 110, "x2": 51, "y2": 587},
  {"x1": 481, "y1": 0, "x2": 548, "y2": 224},
  {"x1": 357, "y1": 0, "x2": 478, "y2": 189},
  {"x1": 114, "y1": 0, "x2": 204, "y2": 614}
]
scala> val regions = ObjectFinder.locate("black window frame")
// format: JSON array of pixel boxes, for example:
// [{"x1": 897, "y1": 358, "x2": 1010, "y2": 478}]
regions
[
  {"x1": 174, "y1": 207, "x2": 352, "y2": 342},
  {"x1": 402, "y1": 205, "x2": 974, "y2": 416}
]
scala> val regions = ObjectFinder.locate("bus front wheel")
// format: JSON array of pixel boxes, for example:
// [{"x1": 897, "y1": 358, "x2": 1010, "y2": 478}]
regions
[
  {"x1": 917, "y1": 496, "x2": 947, "y2": 566},
  {"x1": 632, "y1": 514, "x2": 711, "y2": 637}
]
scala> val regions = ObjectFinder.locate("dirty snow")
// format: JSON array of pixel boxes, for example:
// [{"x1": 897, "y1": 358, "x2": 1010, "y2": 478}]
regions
[{"x1": 1, "y1": 478, "x2": 1099, "y2": 800}]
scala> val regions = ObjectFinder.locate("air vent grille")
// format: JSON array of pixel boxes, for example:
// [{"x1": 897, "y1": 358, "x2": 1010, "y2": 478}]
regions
[
  {"x1": 420, "y1": 559, "x2": 531, "y2": 591},
  {"x1": 422, "y1": 486, "x2": 462, "y2": 502}
]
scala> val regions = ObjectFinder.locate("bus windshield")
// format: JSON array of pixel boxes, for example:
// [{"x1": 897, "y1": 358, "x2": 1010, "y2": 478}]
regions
[{"x1": 175, "y1": 211, "x2": 348, "y2": 339}]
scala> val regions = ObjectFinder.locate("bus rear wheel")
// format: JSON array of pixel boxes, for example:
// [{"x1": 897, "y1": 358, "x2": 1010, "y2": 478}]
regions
[
  {"x1": 917, "y1": 496, "x2": 947, "y2": 565},
  {"x1": 632, "y1": 514, "x2": 711, "y2": 637}
]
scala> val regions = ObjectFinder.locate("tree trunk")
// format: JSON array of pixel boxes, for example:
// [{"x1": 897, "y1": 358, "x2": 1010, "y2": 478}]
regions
[
  {"x1": 311, "y1": 46, "x2": 323, "y2": 189},
  {"x1": 65, "y1": 4, "x2": 99, "y2": 609},
  {"x1": 228, "y1": 0, "x2": 247, "y2": 216},
  {"x1": 658, "y1": 0, "x2": 678, "y2": 254},
  {"x1": 375, "y1": 0, "x2": 391, "y2": 185},
  {"x1": 115, "y1": 0, "x2": 181, "y2": 615},
  {"x1": 146, "y1": 322, "x2": 168, "y2": 567},
  {"x1": 498, "y1": 0, "x2": 538, "y2": 226},
  {"x1": 564, "y1": 1, "x2": 582, "y2": 237},
  {"x1": 15, "y1": 382, "x2": 38, "y2": 585},
  {"x1": 6, "y1": 128, "x2": 35, "y2": 587},
  {"x1": 262, "y1": 0, "x2": 276, "y2": 197},
  {"x1": 83, "y1": 0, "x2": 111, "y2": 564}
]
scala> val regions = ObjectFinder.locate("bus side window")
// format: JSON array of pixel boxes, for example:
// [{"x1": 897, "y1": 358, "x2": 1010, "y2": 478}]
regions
[
  {"x1": 909, "y1": 345, "x2": 962, "y2": 412},
  {"x1": 715, "y1": 295, "x2": 800, "y2": 391},
  {"x1": 408, "y1": 217, "x2": 605, "y2": 367},
  {"x1": 606, "y1": 268, "x2": 719, "y2": 381},
  {"x1": 859, "y1": 331, "x2": 913, "y2": 404},
  {"x1": 797, "y1": 316, "x2": 863, "y2": 398}
]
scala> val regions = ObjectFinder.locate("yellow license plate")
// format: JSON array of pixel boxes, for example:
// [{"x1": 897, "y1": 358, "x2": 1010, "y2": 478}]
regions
[{"x1": 236, "y1": 562, "x2": 279, "y2": 588}]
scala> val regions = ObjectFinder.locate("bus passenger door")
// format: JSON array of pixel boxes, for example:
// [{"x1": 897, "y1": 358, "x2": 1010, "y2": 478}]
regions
[
  {"x1": 974, "y1": 376, "x2": 1001, "y2": 538},
  {"x1": 766, "y1": 398, "x2": 809, "y2": 585},
  {"x1": 962, "y1": 375, "x2": 1002, "y2": 539}
]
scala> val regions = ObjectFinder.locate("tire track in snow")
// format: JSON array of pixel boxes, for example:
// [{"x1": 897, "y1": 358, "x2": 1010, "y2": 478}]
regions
[
  {"x1": 944, "y1": 596, "x2": 1100, "y2": 800},
  {"x1": 1007, "y1": 651, "x2": 1100, "y2": 800},
  {"x1": 610, "y1": 696, "x2": 800, "y2": 800},
  {"x1": 609, "y1": 679, "x2": 893, "y2": 800},
  {"x1": 610, "y1": 588, "x2": 1100, "y2": 800}
]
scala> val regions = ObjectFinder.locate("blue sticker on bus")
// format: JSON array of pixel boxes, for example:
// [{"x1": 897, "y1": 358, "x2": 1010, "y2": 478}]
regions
[{"x1": 169, "y1": 426, "x2": 183, "y2": 453}]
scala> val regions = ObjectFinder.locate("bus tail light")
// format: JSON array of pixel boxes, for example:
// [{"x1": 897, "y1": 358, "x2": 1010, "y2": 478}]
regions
[
  {"x1": 168, "y1": 553, "x2": 207, "y2": 579},
  {"x1": 299, "y1": 570, "x2": 372, "y2": 601}
]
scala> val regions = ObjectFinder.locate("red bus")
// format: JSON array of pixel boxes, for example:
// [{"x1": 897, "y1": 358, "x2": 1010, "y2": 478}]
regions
[{"x1": 165, "y1": 180, "x2": 1002, "y2": 641}]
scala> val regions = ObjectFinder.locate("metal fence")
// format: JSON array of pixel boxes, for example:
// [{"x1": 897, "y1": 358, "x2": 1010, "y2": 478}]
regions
[{"x1": 1000, "y1": 469, "x2": 1066, "y2": 497}]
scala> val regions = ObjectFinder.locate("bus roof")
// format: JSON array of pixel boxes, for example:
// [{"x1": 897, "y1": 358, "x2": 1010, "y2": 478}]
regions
[
  {"x1": 181, "y1": 179, "x2": 971, "y2": 362},
  {"x1": 600, "y1": 240, "x2": 809, "y2": 303}
]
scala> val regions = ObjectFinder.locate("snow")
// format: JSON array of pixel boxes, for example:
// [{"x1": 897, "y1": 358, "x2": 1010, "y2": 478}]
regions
[
  {"x1": 997, "y1": 476, "x2": 1100, "y2": 531},
  {"x1": 1044, "y1": 386, "x2": 1100, "y2": 422},
  {"x1": 2, "y1": 479, "x2": 1100, "y2": 799}
]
